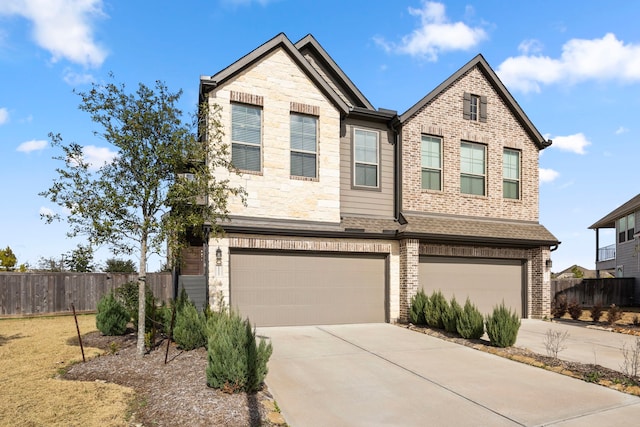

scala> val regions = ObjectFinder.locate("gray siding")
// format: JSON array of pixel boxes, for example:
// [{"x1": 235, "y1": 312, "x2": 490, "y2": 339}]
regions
[
  {"x1": 616, "y1": 210, "x2": 640, "y2": 281},
  {"x1": 340, "y1": 118, "x2": 395, "y2": 217}
]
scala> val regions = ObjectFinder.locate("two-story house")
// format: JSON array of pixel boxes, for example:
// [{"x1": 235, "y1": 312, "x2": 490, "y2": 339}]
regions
[
  {"x1": 195, "y1": 33, "x2": 558, "y2": 326},
  {"x1": 590, "y1": 194, "x2": 640, "y2": 290}
]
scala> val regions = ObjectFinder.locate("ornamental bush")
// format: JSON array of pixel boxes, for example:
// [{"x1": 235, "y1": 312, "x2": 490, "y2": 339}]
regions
[
  {"x1": 443, "y1": 296, "x2": 463, "y2": 334},
  {"x1": 173, "y1": 302, "x2": 206, "y2": 350},
  {"x1": 567, "y1": 299, "x2": 583, "y2": 320},
  {"x1": 206, "y1": 311, "x2": 273, "y2": 393},
  {"x1": 96, "y1": 292, "x2": 129, "y2": 336},
  {"x1": 409, "y1": 289, "x2": 428, "y2": 325},
  {"x1": 425, "y1": 290, "x2": 448, "y2": 329},
  {"x1": 456, "y1": 298, "x2": 484, "y2": 339},
  {"x1": 485, "y1": 302, "x2": 521, "y2": 348},
  {"x1": 551, "y1": 293, "x2": 568, "y2": 318}
]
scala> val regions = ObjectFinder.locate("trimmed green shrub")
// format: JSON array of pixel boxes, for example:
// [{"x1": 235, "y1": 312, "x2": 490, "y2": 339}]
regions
[
  {"x1": 456, "y1": 298, "x2": 484, "y2": 339},
  {"x1": 442, "y1": 296, "x2": 463, "y2": 334},
  {"x1": 114, "y1": 280, "x2": 159, "y2": 332},
  {"x1": 206, "y1": 311, "x2": 273, "y2": 393},
  {"x1": 409, "y1": 289, "x2": 429, "y2": 325},
  {"x1": 96, "y1": 292, "x2": 129, "y2": 336},
  {"x1": 485, "y1": 302, "x2": 521, "y2": 348},
  {"x1": 173, "y1": 303, "x2": 206, "y2": 350},
  {"x1": 425, "y1": 290, "x2": 448, "y2": 329},
  {"x1": 567, "y1": 299, "x2": 583, "y2": 320}
]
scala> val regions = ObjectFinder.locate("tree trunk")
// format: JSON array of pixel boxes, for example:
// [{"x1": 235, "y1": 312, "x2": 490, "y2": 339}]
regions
[{"x1": 136, "y1": 237, "x2": 147, "y2": 356}]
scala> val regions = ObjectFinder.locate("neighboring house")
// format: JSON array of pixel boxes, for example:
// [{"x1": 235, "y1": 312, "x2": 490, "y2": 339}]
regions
[
  {"x1": 553, "y1": 265, "x2": 610, "y2": 279},
  {"x1": 192, "y1": 33, "x2": 558, "y2": 326},
  {"x1": 590, "y1": 193, "x2": 640, "y2": 282}
]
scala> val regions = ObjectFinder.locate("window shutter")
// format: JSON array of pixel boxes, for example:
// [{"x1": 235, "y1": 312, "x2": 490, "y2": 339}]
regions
[
  {"x1": 480, "y1": 96, "x2": 487, "y2": 123},
  {"x1": 463, "y1": 92, "x2": 471, "y2": 120}
]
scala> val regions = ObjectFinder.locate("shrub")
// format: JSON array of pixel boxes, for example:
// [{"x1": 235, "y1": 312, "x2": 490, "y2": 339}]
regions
[
  {"x1": 409, "y1": 289, "x2": 428, "y2": 325},
  {"x1": 590, "y1": 301, "x2": 603, "y2": 322},
  {"x1": 567, "y1": 300, "x2": 583, "y2": 320},
  {"x1": 96, "y1": 292, "x2": 129, "y2": 336},
  {"x1": 607, "y1": 304, "x2": 623, "y2": 325},
  {"x1": 485, "y1": 302, "x2": 521, "y2": 348},
  {"x1": 425, "y1": 290, "x2": 448, "y2": 329},
  {"x1": 206, "y1": 311, "x2": 273, "y2": 393},
  {"x1": 173, "y1": 303, "x2": 206, "y2": 350},
  {"x1": 456, "y1": 298, "x2": 484, "y2": 339},
  {"x1": 442, "y1": 296, "x2": 463, "y2": 334},
  {"x1": 551, "y1": 293, "x2": 568, "y2": 318},
  {"x1": 114, "y1": 280, "x2": 164, "y2": 334}
]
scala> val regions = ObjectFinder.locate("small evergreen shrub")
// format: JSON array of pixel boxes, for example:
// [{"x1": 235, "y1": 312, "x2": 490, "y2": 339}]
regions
[
  {"x1": 425, "y1": 290, "x2": 448, "y2": 329},
  {"x1": 442, "y1": 296, "x2": 463, "y2": 334},
  {"x1": 206, "y1": 311, "x2": 273, "y2": 393},
  {"x1": 567, "y1": 300, "x2": 583, "y2": 320},
  {"x1": 485, "y1": 302, "x2": 521, "y2": 348},
  {"x1": 607, "y1": 304, "x2": 623, "y2": 325},
  {"x1": 96, "y1": 292, "x2": 129, "y2": 336},
  {"x1": 551, "y1": 293, "x2": 568, "y2": 318},
  {"x1": 409, "y1": 289, "x2": 428, "y2": 325},
  {"x1": 114, "y1": 280, "x2": 159, "y2": 332},
  {"x1": 590, "y1": 301, "x2": 603, "y2": 322},
  {"x1": 173, "y1": 303, "x2": 206, "y2": 350},
  {"x1": 456, "y1": 298, "x2": 484, "y2": 339}
]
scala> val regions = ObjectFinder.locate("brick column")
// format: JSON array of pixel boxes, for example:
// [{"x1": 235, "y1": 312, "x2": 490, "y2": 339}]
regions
[
  {"x1": 399, "y1": 239, "x2": 420, "y2": 322},
  {"x1": 529, "y1": 246, "x2": 551, "y2": 318}
]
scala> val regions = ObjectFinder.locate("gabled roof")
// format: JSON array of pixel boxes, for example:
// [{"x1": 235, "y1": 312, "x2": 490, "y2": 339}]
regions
[
  {"x1": 294, "y1": 34, "x2": 375, "y2": 110},
  {"x1": 399, "y1": 54, "x2": 551, "y2": 150},
  {"x1": 589, "y1": 193, "x2": 640, "y2": 229},
  {"x1": 200, "y1": 33, "x2": 350, "y2": 115}
]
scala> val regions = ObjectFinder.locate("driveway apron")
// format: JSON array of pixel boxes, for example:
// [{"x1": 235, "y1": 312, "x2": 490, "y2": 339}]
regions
[{"x1": 258, "y1": 323, "x2": 640, "y2": 427}]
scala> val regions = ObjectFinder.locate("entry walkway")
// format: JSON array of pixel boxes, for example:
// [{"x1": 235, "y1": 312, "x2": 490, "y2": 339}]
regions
[{"x1": 259, "y1": 324, "x2": 640, "y2": 427}]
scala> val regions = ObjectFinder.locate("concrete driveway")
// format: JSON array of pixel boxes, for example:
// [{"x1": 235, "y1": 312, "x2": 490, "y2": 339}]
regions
[{"x1": 258, "y1": 324, "x2": 640, "y2": 426}]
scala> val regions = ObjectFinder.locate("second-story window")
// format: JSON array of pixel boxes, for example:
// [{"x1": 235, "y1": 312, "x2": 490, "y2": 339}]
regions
[
  {"x1": 354, "y1": 129, "x2": 379, "y2": 188},
  {"x1": 619, "y1": 212, "x2": 636, "y2": 243},
  {"x1": 421, "y1": 135, "x2": 442, "y2": 191},
  {"x1": 231, "y1": 103, "x2": 262, "y2": 172},
  {"x1": 460, "y1": 141, "x2": 486, "y2": 196},
  {"x1": 503, "y1": 148, "x2": 520, "y2": 199},
  {"x1": 290, "y1": 113, "x2": 317, "y2": 178}
]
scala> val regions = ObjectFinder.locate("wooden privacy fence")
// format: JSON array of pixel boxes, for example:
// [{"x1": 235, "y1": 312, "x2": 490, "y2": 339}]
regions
[
  {"x1": 551, "y1": 278, "x2": 637, "y2": 307},
  {"x1": 0, "y1": 272, "x2": 173, "y2": 316}
]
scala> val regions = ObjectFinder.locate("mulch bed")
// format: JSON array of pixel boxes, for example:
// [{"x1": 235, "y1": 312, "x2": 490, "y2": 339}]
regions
[{"x1": 63, "y1": 330, "x2": 281, "y2": 427}]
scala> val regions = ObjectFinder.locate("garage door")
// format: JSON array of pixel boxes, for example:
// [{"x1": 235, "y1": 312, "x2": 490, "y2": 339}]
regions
[
  {"x1": 419, "y1": 257, "x2": 525, "y2": 317},
  {"x1": 230, "y1": 251, "x2": 387, "y2": 326}
]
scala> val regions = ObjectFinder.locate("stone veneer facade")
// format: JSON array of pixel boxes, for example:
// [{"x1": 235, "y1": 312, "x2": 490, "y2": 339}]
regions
[{"x1": 206, "y1": 48, "x2": 342, "y2": 223}]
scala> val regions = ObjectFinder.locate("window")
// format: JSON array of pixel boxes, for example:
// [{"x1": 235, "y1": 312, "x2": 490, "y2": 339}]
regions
[
  {"x1": 460, "y1": 142, "x2": 486, "y2": 196},
  {"x1": 503, "y1": 148, "x2": 520, "y2": 199},
  {"x1": 354, "y1": 129, "x2": 379, "y2": 187},
  {"x1": 618, "y1": 212, "x2": 636, "y2": 243},
  {"x1": 421, "y1": 135, "x2": 442, "y2": 191},
  {"x1": 463, "y1": 92, "x2": 487, "y2": 122},
  {"x1": 290, "y1": 114, "x2": 317, "y2": 178},
  {"x1": 231, "y1": 104, "x2": 261, "y2": 171}
]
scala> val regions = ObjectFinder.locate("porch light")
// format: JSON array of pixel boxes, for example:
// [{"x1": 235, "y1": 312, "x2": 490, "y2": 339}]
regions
[
  {"x1": 546, "y1": 259, "x2": 552, "y2": 269},
  {"x1": 215, "y1": 247, "x2": 223, "y2": 277}
]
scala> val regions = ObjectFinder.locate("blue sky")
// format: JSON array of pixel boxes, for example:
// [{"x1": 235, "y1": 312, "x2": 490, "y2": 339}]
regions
[{"x1": 1, "y1": 0, "x2": 638, "y2": 272}]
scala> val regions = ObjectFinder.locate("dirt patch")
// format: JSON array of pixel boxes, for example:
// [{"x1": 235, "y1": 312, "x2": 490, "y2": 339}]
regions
[
  {"x1": 63, "y1": 329, "x2": 280, "y2": 427},
  {"x1": 405, "y1": 324, "x2": 640, "y2": 396}
]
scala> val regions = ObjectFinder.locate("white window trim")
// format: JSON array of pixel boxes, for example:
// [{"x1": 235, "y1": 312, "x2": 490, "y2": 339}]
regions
[
  {"x1": 231, "y1": 103, "x2": 263, "y2": 173},
  {"x1": 353, "y1": 128, "x2": 380, "y2": 189},
  {"x1": 421, "y1": 135, "x2": 442, "y2": 191},
  {"x1": 290, "y1": 113, "x2": 318, "y2": 179},
  {"x1": 460, "y1": 141, "x2": 486, "y2": 196},
  {"x1": 503, "y1": 148, "x2": 521, "y2": 200}
]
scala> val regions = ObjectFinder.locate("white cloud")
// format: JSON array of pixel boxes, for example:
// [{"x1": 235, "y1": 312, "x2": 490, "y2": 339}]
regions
[
  {"x1": 615, "y1": 126, "x2": 629, "y2": 135},
  {"x1": 0, "y1": 107, "x2": 8, "y2": 125},
  {"x1": 498, "y1": 33, "x2": 640, "y2": 93},
  {"x1": 63, "y1": 69, "x2": 95, "y2": 86},
  {"x1": 517, "y1": 39, "x2": 543, "y2": 55},
  {"x1": 82, "y1": 145, "x2": 117, "y2": 170},
  {"x1": 0, "y1": 0, "x2": 108, "y2": 67},
  {"x1": 539, "y1": 168, "x2": 559, "y2": 184},
  {"x1": 551, "y1": 133, "x2": 591, "y2": 154},
  {"x1": 39, "y1": 206, "x2": 55, "y2": 217},
  {"x1": 16, "y1": 139, "x2": 47, "y2": 152},
  {"x1": 374, "y1": 1, "x2": 487, "y2": 60}
]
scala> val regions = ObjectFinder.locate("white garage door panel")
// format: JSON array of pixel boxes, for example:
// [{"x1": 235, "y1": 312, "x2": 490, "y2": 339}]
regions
[
  {"x1": 419, "y1": 257, "x2": 524, "y2": 317},
  {"x1": 230, "y1": 252, "x2": 386, "y2": 326}
]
